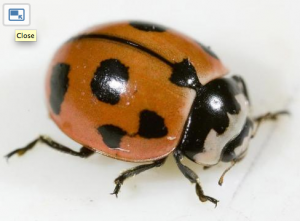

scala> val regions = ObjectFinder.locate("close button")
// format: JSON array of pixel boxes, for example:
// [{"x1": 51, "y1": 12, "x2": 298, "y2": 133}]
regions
[{"x1": 15, "y1": 30, "x2": 37, "y2": 42}]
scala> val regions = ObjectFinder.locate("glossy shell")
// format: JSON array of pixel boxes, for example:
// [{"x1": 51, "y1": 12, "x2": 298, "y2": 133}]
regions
[{"x1": 45, "y1": 21, "x2": 228, "y2": 162}]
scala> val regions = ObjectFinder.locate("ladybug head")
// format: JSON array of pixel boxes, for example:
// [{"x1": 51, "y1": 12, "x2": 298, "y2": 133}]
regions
[{"x1": 179, "y1": 76, "x2": 253, "y2": 166}]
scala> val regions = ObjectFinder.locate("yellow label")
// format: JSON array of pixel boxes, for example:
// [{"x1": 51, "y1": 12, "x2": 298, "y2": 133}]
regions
[{"x1": 15, "y1": 30, "x2": 37, "y2": 41}]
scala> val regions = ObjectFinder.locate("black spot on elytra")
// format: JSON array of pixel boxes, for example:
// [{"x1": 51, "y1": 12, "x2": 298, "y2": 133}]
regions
[
  {"x1": 50, "y1": 63, "x2": 70, "y2": 115},
  {"x1": 98, "y1": 125, "x2": 127, "y2": 149},
  {"x1": 221, "y1": 118, "x2": 253, "y2": 162},
  {"x1": 197, "y1": 42, "x2": 219, "y2": 60},
  {"x1": 91, "y1": 59, "x2": 129, "y2": 105},
  {"x1": 178, "y1": 77, "x2": 248, "y2": 162},
  {"x1": 169, "y1": 59, "x2": 201, "y2": 89},
  {"x1": 138, "y1": 110, "x2": 168, "y2": 138},
  {"x1": 97, "y1": 110, "x2": 168, "y2": 149},
  {"x1": 129, "y1": 21, "x2": 166, "y2": 32}
]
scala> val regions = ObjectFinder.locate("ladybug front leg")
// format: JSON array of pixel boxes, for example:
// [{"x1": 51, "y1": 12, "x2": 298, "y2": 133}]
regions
[
  {"x1": 111, "y1": 158, "x2": 167, "y2": 197},
  {"x1": 251, "y1": 110, "x2": 289, "y2": 138},
  {"x1": 173, "y1": 149, "x2": 219, "y2": 207},
  {"x1": 5, "y1": 135, "x2": 94, "y2": 160}
]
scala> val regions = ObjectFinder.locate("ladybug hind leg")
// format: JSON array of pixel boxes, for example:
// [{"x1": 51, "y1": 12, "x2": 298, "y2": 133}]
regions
[
  {"x1": 173, "y1": 149, "x2": 219, "y2": 207},
  {"x1": 5, "y1": 135, "x2": 94, "y2": 160},
  {"x1": 111, "y1": 158, "x2": 167, "y2": 197}
]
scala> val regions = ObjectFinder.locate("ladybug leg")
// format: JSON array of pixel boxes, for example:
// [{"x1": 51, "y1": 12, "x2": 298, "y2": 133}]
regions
[
  {"x1": 5, "y1": 135, "x2": 94, "y2": 160},
  {"x1": 173, "y1": 149, "x2": 219, "y2": 207},
  {"x1": 218, "y1": 161, "x2": 236, "y2": 186},
  {"x1": 251, "y1": 110, "x2": 289, "y2": 138},
  {"x1": 218, "y1": 151, "x2": 247, "y2": 186},
  {"x1": 111, "y1": 158, "x2": 167, "y2": 197}
]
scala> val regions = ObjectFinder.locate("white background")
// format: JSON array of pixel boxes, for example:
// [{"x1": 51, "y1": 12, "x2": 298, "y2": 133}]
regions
[{"x1": 0, "y1": 0, "x2": 299, "y2": 221}]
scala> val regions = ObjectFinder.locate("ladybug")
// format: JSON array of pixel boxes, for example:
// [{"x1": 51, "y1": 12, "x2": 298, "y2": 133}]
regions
[{"x1": 6, "y1": 21, "x2": 288, "y2": 206}]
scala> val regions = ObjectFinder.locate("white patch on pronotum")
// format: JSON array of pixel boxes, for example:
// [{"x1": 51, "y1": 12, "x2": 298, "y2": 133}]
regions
[
  {"x1": 193, "y1": 93, "x2": 250, "y2": 165},
  {"x1": 234, "y1": 128, "x2": 252, "y2": 157}
]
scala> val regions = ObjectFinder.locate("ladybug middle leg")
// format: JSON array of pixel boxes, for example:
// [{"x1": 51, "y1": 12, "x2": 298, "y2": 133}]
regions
[
  {"x1": 173, "y1": 149, "x2": 219, "y2": 207},
  {"x1": 5, "y1": 135, "x2": 94, "y2": 160},
  {"x1": 111, "y1": 157, "x2": 167, "y2": 197}
]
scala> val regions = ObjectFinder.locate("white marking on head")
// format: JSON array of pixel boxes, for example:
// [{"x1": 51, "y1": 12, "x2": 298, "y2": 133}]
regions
[
  {"x1": 193, "y1": 94, "x2": 250, "y2": 166},
  {"x1": 234, "y1": 128, "x2": 252, "y2": 157}
]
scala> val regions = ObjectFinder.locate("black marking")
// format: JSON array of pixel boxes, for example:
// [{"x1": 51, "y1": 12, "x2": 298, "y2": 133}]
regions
[
  {"x1": 221, "y1": 118, "x2": 253, "y2": 162},
  {"x1": 129, "y1": 21, "x2": 167, "y2": 32},
  {"x1": 197, "y1": 42, "x2": 219, "y2": 60},
  {"x1": 232, "y1": 75, "x2": 250, "y2": 101},
  {"x1": 97, "y1": 110, "x2": 168, "y2": 148},
  {"x1": 49, "y1": 63, "x2": 70, "y2": 115},
  {"x1": 178, "y1": 77, "x2": 249, "y2": 162},
  {"x1": 91, "y1": 59, "x2": 129, "y2": 105},
  {"x1": 138, "y1": 110, "x2": 168, "y2": 138},
  {"x1": 98, "y1": 125, "x2": 127, "y2": 149},
  {"x1": 70, "y1": 34, "x2": 173, "y2": 67},
  {"x1": 169, "y1": 59, "x2": 201, "y2": 89}
]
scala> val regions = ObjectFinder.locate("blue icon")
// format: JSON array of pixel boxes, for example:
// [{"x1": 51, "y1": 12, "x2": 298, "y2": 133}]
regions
[{"x1": 8, "y1": 8, "x2": 25, "y2": 21}]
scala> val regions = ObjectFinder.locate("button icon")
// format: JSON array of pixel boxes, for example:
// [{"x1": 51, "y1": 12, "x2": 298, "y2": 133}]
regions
[
  {"x1": 9, "y1": 8, "x2": 25, "y2": 21},
  {"x1": 3, "y1": 4, "x2": 30, "y2": 26}
]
